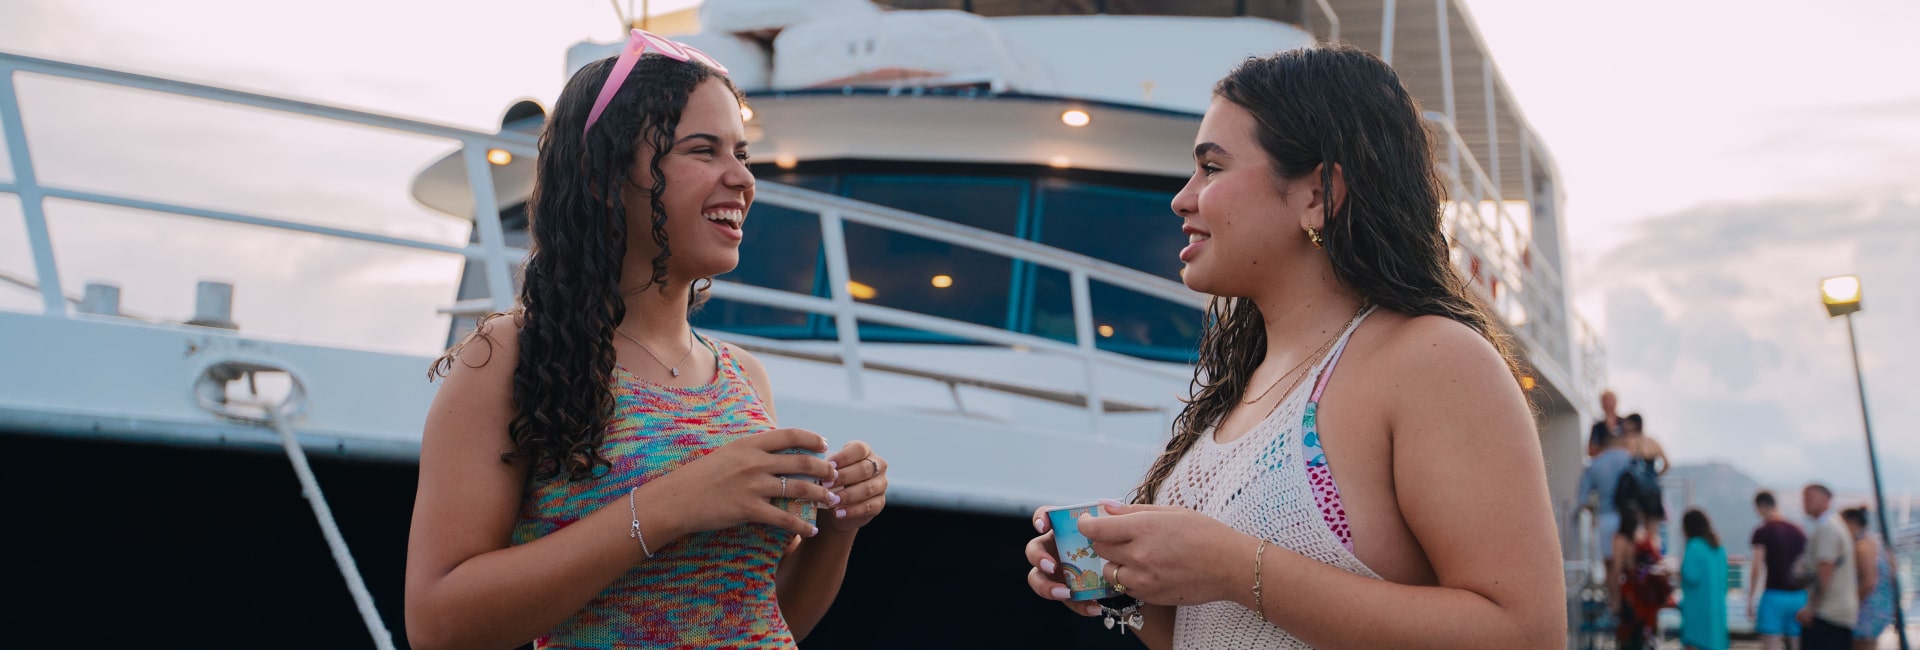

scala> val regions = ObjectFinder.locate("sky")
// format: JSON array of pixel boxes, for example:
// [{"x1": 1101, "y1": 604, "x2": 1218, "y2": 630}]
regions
[{"x1": 1, "y1": 0, "x2": 1915, "y2": 497}]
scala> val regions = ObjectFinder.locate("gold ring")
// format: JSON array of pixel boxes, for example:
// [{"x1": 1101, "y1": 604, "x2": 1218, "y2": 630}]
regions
[
  {"x1": 1111, "y1": 565, "x2": 1127, "y2": 594},
  {"x1": 864, "y1": 457, "x2": 881, "y2": 477}
]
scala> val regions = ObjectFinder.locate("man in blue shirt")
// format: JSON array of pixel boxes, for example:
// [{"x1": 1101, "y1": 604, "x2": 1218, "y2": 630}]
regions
[{"x1": 1579, "y1": 425, "x2": 1636, "y2": 610}]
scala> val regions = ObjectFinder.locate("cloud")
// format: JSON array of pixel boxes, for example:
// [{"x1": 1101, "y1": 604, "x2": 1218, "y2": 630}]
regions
[{"x1": 1583, "y1": 195, "x2": 1920, "y2": 493}]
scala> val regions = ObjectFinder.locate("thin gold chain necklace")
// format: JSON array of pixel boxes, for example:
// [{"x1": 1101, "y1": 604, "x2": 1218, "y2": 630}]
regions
[
  {"x1": 1240, "y1": 303, "x2": 1370, "y2": 405},
  {"x1": 616, "y1": 327, "x2": 696, "y2": 378}
]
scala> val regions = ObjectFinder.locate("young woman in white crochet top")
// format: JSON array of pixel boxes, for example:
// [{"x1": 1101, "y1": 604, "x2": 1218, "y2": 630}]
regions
[{"x1": 1024, "y1": 44, "x2": 1566, "y2": 648}]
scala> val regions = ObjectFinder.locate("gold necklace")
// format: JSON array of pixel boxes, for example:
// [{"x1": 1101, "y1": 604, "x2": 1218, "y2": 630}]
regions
[
  {"x1": 1240, "y1": 303, "x2": 1370, "y2": 405},
  {"x1": 616, "y1": 327, "x2": 696, "y2": 377}
]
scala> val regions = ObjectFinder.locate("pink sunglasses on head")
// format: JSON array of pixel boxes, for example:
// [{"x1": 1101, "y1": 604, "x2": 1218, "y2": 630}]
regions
[{"x1": 583, "y1": 28, "x2": 732, "y2": 136}]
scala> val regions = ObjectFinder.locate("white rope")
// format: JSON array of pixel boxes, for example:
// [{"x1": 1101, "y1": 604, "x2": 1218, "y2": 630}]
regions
[{"x1": 269, "y1": 405, "x2": 397, "y2": 650}]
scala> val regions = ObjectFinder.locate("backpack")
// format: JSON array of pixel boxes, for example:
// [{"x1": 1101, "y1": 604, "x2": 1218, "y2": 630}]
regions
[{"x1": 1612, "y1": 458, "x2": 1665, "y2": 520}]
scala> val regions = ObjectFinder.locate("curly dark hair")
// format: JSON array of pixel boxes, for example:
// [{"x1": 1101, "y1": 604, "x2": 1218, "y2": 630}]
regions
[
  {"x1": 432, "y1": 53, "x2": 741, "y2": 481},
  {"x1": 1133, "y1": 44, "x2": 1520, "y2": 504}
]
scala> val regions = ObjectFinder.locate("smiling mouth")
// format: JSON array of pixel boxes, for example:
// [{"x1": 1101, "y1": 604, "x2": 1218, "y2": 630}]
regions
[
  {"x1": 703, "y1": 209, "x2": 743, "y2": 230},
  {"x1": 1187, "y1": 232, "x2": 1210, "y2": 243}
]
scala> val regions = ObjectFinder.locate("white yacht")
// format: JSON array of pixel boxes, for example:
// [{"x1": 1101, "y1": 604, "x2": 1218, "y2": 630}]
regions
[{"x1": 0, "y1": 1, "x2": 1606, "y2": 646}]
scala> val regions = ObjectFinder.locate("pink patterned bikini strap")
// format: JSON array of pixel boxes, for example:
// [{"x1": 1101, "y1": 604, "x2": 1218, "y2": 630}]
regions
[{"x1": 1310, "y1": 306, "x2": 1376, "y2": 401}]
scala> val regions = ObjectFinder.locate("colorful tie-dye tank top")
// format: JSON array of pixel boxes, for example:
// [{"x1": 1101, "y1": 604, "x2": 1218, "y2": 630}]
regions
[{"x1": 511, "y1": 335, "x2": 797, "y2": 649}]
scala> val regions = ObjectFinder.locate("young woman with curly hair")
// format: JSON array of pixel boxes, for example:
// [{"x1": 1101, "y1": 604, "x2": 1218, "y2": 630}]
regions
[{"x1": 404, "y1": 35, "x2": 888, "y2": 650}]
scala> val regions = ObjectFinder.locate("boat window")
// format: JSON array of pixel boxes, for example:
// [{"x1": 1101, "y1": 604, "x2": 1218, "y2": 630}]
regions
[
  {"x1": 840, "y1": 175, "x2": 1025, "y2": 237},
  {"x1": 1033, "y1": 179, "x2": 1183, "y2": 281},
  {"x1": 1026, "y1": 266, "x2": 1199, "y2": 363},
  {"x1": 697, "y1": 201, "x2": 832, "y2": 339},
  {"x1": 693, "y1": 167, "x2": 1202, "y2": 362},
  {"x1": 1100, "y1": 0, "x2": 1241, "y2": 16},
  {"x1": 963, "y1": 0, "x2": 1100, "y2": 15},
  {"x1": 842, "y1": 222, "x2": 1017, "y2": 338}
]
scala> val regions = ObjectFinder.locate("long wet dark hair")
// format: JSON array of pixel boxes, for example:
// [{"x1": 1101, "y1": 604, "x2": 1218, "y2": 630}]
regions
[
  {"x1": 1134, "y1": 44, "x2": 1519, "y2": 504},
  {"x1": 1682, "y1": 509, "x2": 1720, "y2": 549},
  {"x1": 431, "y1": 54, "x2": 740, "y2": 482}
]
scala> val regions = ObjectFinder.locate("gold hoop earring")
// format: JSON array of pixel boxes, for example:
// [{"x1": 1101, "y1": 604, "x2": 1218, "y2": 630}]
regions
[{"x1": 1306, "y1": 226, "x2": 1325, "y2": 249}]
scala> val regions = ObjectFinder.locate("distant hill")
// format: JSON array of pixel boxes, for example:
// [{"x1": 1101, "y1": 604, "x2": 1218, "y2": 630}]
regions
[{"x1": 1665, "y1": 462, "x2": 1765, "y2": 556}]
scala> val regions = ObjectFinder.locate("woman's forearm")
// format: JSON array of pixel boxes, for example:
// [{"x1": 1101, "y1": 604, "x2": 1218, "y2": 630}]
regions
[
  {"x1": 776, "y1": 527, "x2": 857, "y2": 639},
  {"x1": 1211, "y1": 536, "x2": 1562, "y2": 649},
  {"x1": 408, "y1": 500, "x2": 691, "y2": 650}
]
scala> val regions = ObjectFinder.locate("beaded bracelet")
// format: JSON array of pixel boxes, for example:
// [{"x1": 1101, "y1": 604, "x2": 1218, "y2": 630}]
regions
[{"x1": 628, "y1": 487, "x2": 653, "y2": 559}]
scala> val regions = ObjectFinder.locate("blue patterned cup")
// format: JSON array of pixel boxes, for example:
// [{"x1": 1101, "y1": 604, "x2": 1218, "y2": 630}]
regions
[{"x1": 1045, "y1": 503, "x2": 1119, "y2": 600}]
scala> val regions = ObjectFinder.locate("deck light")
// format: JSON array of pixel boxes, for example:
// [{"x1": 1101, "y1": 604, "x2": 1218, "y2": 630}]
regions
[
  {"x1": 931, "y1": 275, "x2": 953, "y2": 288},
  {"x1": 1061, "y1": 109, "x2": 1090, "y2": 127},
  {"x1": 1097, "y1": 325, "x2": 1114, "y2": 338},
  {"x1": 774, "y1": 153, "x2": 798, "y2": 170},
  {"x1": 740, "y1": 105, "x2": 755, "y2": 122},
  {"x1": 1048, "y1": 156, "x2": 1071, "y2": 169},
  {"x1": 846, "y1": 281, "x2": 876, "y2": 300},
  {"x1": 486, "y1": 149, "x2": 512, "y2": 166}
]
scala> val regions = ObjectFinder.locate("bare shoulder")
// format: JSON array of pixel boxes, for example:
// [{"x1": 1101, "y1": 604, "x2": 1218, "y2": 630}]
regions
[
  {"x1": 426, "y1": 313, "x2": 523, "y2": 447},
  {"x1": 438, "y1": 313, "x2": 524, "y2": 387},
  {"x1": 1375, "y1": 313, "x2": 1510, "y2": 375},
  {"x1": 1362, "y1": 313, "x2": 1521, "y2": 417}
]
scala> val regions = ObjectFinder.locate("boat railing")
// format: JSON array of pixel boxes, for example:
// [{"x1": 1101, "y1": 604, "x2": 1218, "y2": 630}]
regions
[
  {"x1": 0, "y1": 50, "x2": 1199, "y2": 436},
  {"x1": 1424, "y1": 111, "x2": 1603, "y2": 407}
]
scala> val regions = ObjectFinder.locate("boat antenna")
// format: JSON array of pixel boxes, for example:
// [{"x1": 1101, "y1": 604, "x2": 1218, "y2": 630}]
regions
[
  {"x1": 606, "y1": 0, "x2": 647, "y2": 32},
  {"x1": 607, "y1": 0, "x2": 628, "y2": 30}
]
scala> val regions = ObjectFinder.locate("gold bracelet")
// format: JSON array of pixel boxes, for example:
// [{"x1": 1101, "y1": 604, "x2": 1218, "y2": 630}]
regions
[{"x1": 1253, "y1": 539, "x2": 1269, "y2": 622}]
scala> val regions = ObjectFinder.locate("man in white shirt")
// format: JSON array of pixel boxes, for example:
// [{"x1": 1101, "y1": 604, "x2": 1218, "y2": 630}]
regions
[{"x1": 1796, "y1": 483, "x2": 1858, "y2": 650}]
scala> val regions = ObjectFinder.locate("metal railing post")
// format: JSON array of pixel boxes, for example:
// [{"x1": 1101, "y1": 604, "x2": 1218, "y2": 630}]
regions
[
  {"x1": 1070, "y1": 269, "x2": 1104, "y2": 435},
  {"x1": 460, "y1": 144, "x2": 515, "y2": 313},
  {"x1": 818, "y1": 210, "x2": 866, "y2": 400},
  {"x1": 1380, "y1": 0, "x2": 1398, "y2": 65},
  {"x1": 1483, "y1": 57, "x2": 1500, "y2": 192},
  {"x1": 0, "y1": 66, "x2": 67, "y2": 317},
  {"x1": 1436, "y1": 0, "x2": 1458, "y2": 186}
]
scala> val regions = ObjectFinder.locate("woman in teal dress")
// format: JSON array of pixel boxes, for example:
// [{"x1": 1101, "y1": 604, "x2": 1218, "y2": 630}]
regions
[{"x1": 1680, "y1": 509, "x2": 1729, "y2": 650}]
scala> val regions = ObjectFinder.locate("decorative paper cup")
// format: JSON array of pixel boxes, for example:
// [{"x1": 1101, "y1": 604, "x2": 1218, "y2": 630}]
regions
[{"x1": 1044, "y1": 502, "x2": 1119, "y2": 601}]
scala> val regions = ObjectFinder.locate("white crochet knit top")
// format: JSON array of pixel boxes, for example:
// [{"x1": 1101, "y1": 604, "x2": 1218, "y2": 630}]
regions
[{"x1": 1156, "y1": 308, "x2": 1381, "y2": 648}]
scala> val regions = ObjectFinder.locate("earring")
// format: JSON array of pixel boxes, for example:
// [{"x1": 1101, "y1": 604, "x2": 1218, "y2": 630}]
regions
[{"x1": 1305, "y1": 226, "x2": 1325, "y2": 249}]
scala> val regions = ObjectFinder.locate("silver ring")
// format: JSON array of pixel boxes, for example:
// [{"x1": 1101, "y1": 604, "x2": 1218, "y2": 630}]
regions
[
  {"x1": 864, "y1": 457, "x2": 881, "y2": 477},
  {"x1": 780, "y1": 476, "x2": 788, "y2": 499}
]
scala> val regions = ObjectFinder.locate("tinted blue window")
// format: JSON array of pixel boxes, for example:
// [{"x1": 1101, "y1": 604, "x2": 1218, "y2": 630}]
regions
[
  {"x1": 697, "y1": 169, "x2": 1201, "y2": 361},
  {"x1": 1035, "y1": 179, "x2": 1184, "y2": 281}
]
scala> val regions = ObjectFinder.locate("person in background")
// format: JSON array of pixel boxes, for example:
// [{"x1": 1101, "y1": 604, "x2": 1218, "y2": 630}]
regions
[
  {"x1": 1842, "y1": 507, "x2": 1897, "y2": 650},
  {"x1": 1589, "y1": 389, "x2": 1622, "y2": 457},
  {"x1": 1613, "y1": 507, "x2": 1670, "y2": 649},
  {"x1": 1620, "y1": 413, "x2": 1669, "y2": 476},
  {"x1": 1680, "y1": 509, "x2": 1729, "y2": 650},
  {"x1": 1581, "y1": 424, "x2": 1637, "y2": 612},
  {"x1": 1751, "y1": 489, "x2": 1809, "y2": 650},
  {"x1": 1798, "y1": 483, "x2": 1859, "y2": 650}
]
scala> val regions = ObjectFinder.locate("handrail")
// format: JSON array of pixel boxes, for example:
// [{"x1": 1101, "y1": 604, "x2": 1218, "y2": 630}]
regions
[
  {"x1": 0, "y1": 49, "x2": 1203, "y2": 436},
  {"x1": 1420, "y1": 111, "x2": 1603, "y2": 401},
  {"x1": 0, "y1": 51, "x2": 537, "y2": 153},
  {"x1": 755, "y1": 184, "x2": 1209, "y2": 311}
]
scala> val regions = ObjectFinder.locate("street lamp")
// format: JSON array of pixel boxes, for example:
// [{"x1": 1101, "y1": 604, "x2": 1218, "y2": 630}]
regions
[{"x1": 1820, "y1": 274, "x2": 1908, "y2": 650}]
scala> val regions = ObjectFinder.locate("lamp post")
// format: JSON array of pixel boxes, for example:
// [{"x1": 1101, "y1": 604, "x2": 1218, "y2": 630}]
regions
[{"x1": 1821, "y1": 274, "x2": 1909, "y2": 650}]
